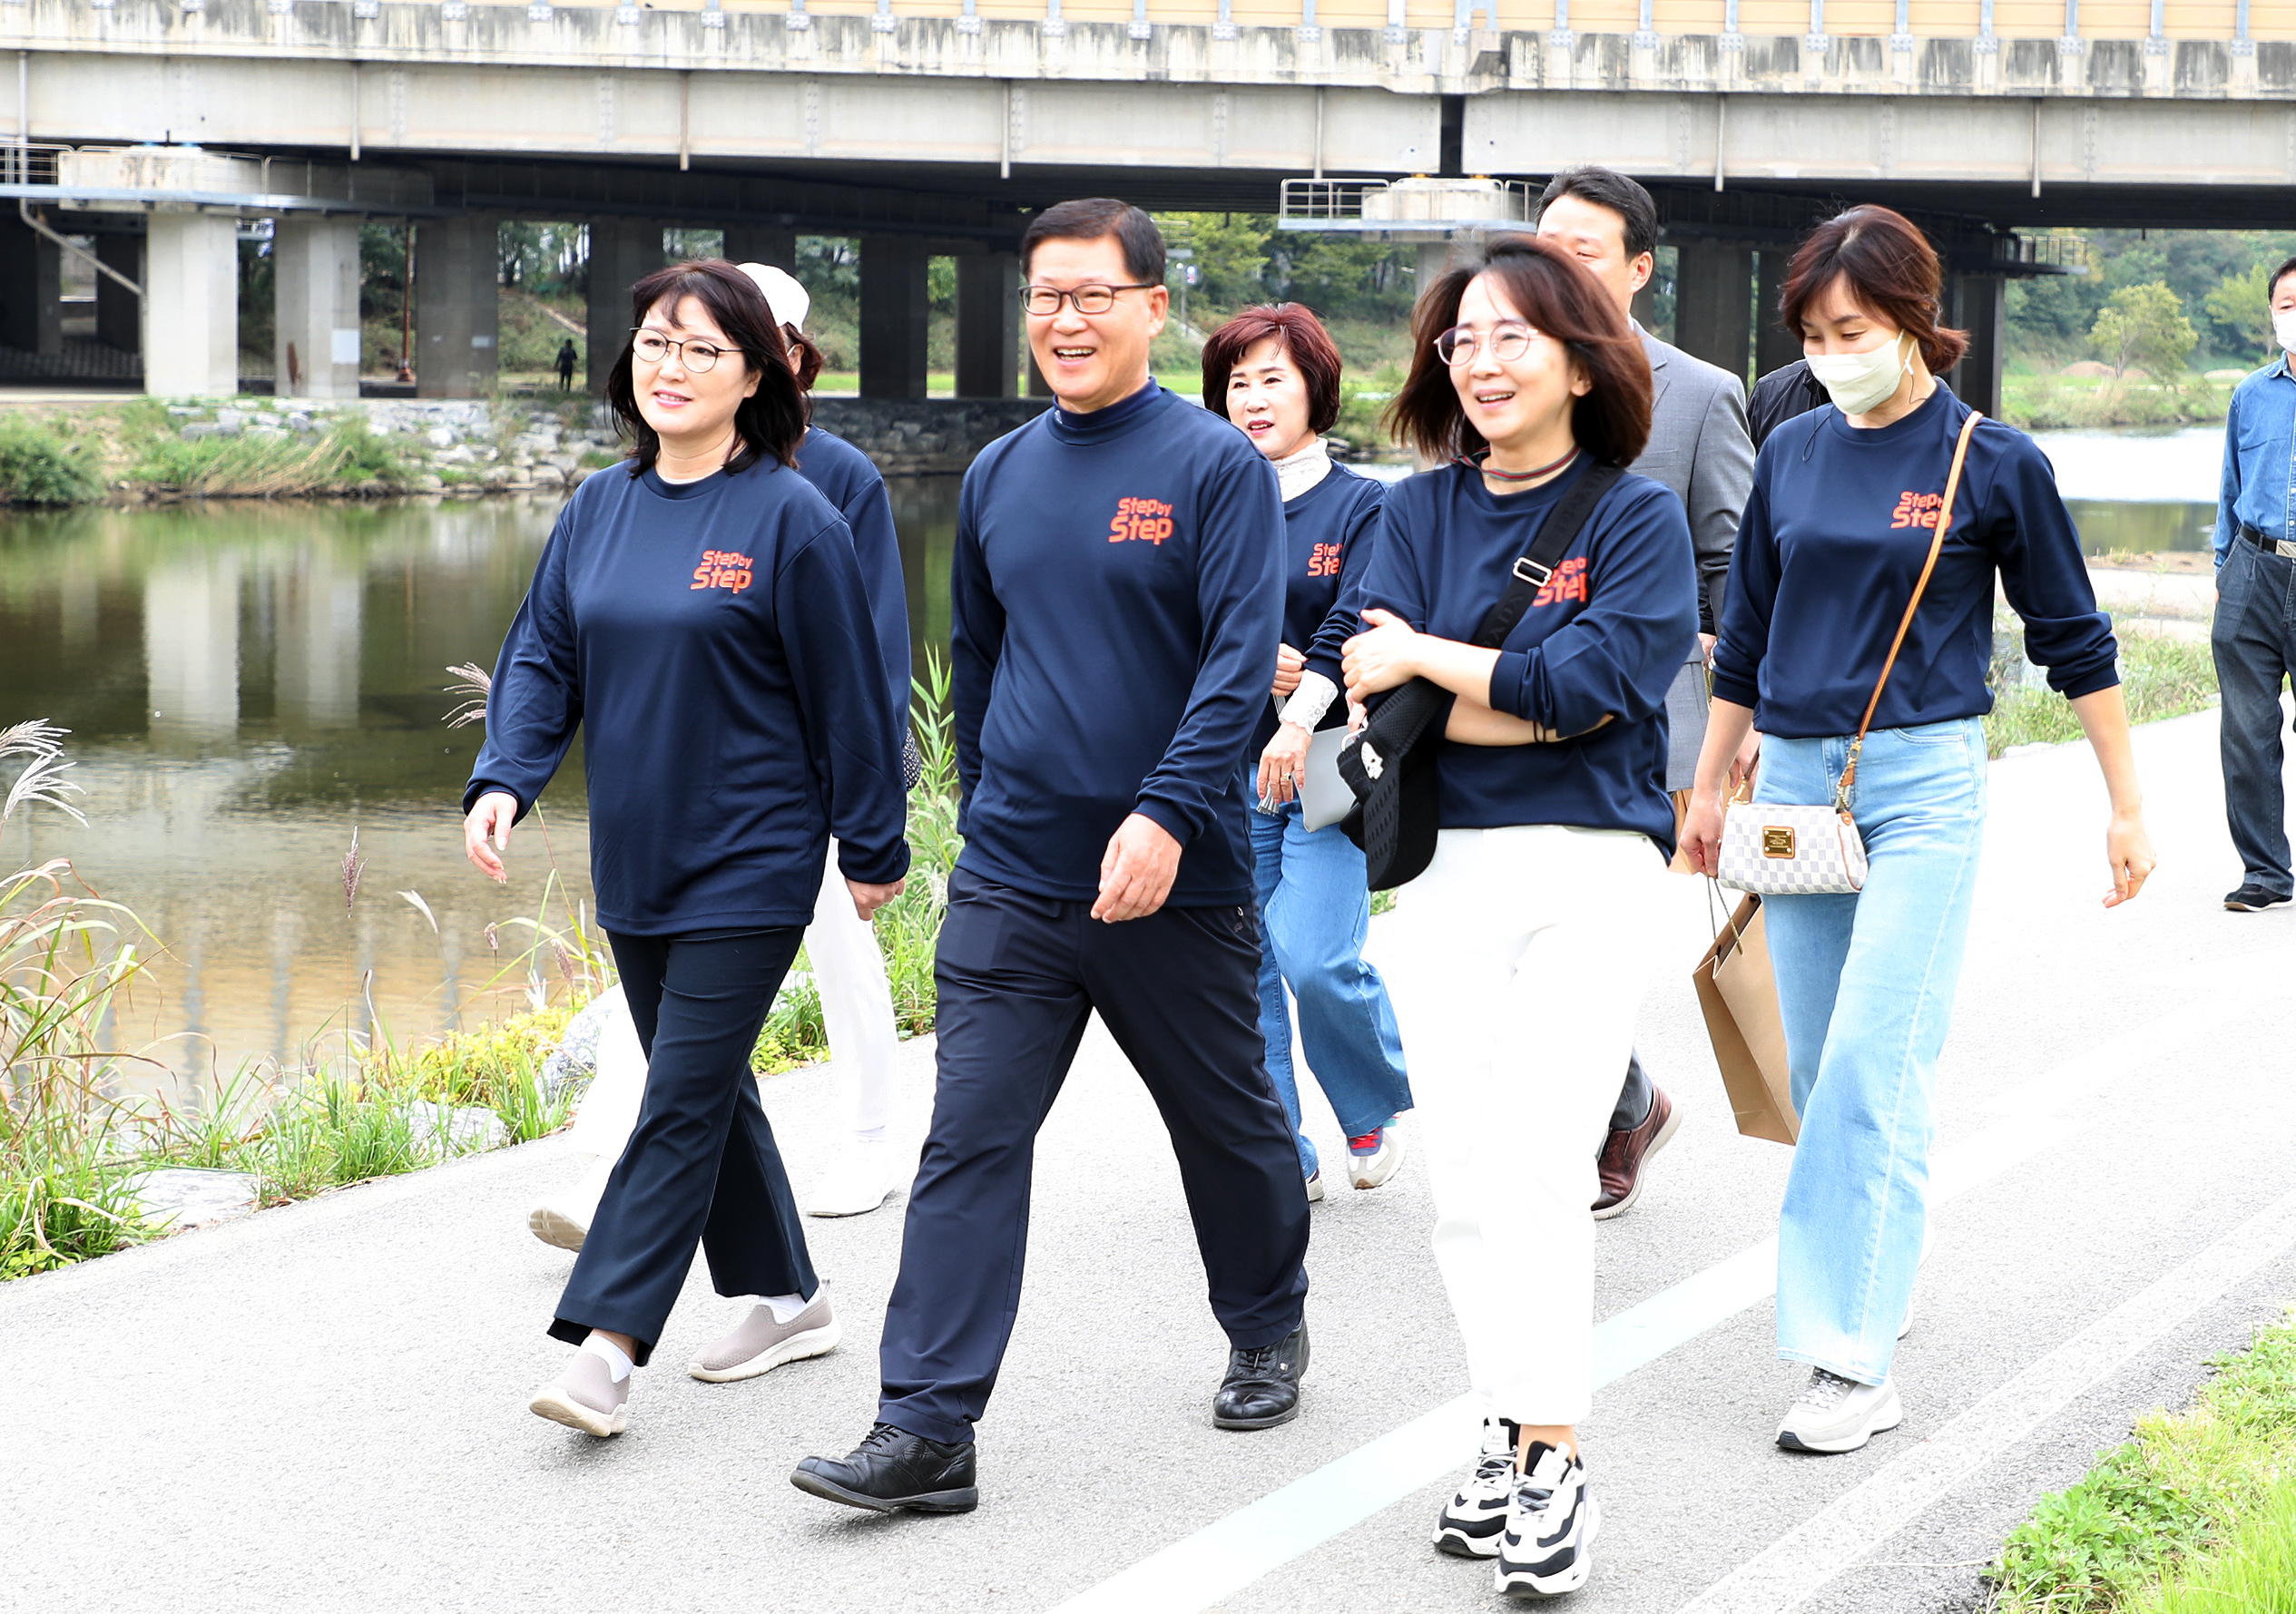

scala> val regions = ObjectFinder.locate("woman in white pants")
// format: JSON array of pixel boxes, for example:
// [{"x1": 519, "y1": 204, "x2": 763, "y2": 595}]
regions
[
  {"x1": 527, "y1": 262, "x2": 910, "y2": 1245},
  {"x1": 1343, "y1": 234, "x2": 1695, "y2": 1599}
]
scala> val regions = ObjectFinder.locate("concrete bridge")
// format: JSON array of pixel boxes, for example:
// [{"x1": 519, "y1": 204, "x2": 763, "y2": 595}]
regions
[{"x1": 3, "y1": 0, "x2": 2291, "y2": 405}]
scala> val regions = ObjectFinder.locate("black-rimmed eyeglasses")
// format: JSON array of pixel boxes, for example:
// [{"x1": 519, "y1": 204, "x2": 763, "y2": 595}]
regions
[
  {"x1": 630, "y1": 329, "x2": 729, "y2": 372},
  {"x1": 1020, "y1": 282, "x2": 1161, "y2": 317}
]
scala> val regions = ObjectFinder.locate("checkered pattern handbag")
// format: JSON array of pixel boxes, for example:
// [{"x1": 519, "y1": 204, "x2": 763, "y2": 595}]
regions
[
  {"x1": 1714, "y1": 410, "x2": 1982, "y2": 899},
  {"x1": 1713, "y1": 801, "x2": 1869, "y2": 895}
]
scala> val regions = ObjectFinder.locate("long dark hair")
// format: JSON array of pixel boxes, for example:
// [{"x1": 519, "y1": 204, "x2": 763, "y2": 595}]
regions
[
  {"x1": 1386, "y1": 233, "x2": 1653, "y2": 467},
  {"x1": 606, "y1": 259, "x2": 809, "y2": 474},
  {"x1": 1780, "y1": 206, "x2": 1969, "y2": 375}
]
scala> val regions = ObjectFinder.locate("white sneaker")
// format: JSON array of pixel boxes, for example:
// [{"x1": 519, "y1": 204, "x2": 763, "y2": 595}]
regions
[
  {"x1": 527, "y1": 1154, "x2": 613, "y2": 1251},
  {"x1": 1305, "y1": 1169, "x2": 1325, "y2": 1203},
  {"x1": 1493, "y1": 1443, "x2": 1600, "y2": 1598},
  {"x1": 808, "y1": 1138, "x2": 897, "y2": 1218},
  {"x1": 1345, "y1": 1122, "x2": 1405, "y2": 1190},
  {"x1": 1432, "y1": 1418, "x2": 1517, "y2": 1558},
  {"x1": 1776, "y1": 1367, "x2": 1903, "y2": 1453}
]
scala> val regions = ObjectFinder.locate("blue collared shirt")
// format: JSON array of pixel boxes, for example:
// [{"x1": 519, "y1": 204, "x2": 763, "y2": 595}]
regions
[{"x1": 2216, "y1": 352, "x2": 2296, "y2": 564}]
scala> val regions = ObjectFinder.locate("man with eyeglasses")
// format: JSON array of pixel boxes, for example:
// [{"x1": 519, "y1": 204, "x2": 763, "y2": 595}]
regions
[{"x1": 792, "y1": 198, "x2": 1310, "y2": 1516}]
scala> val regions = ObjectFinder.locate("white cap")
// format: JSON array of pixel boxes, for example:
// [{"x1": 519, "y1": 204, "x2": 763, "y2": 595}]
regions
[{"x1": 736, "y1": 262, "x2": 809, "y2": 333}]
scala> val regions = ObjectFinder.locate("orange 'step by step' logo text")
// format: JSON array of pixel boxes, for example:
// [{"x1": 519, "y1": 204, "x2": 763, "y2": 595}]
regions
[
  {"x1": 1889, "y1": 491, "x2": 1947, "y2": 531},
  {"x1": 1109, "y1": 497, "x2": 1176, "y2": 545},
  {"x1": 693, "y1": 549, "x2": 755, "y2": 592}
]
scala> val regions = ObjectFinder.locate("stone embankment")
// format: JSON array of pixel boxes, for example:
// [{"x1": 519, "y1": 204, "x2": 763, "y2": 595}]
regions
[{"x1": 164, "y1": 396, "x2": 620, "y2": 494}]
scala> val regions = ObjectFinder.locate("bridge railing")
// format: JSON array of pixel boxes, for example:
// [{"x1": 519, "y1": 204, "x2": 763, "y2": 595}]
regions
[{"x1": 339, "y1": 0, "x2": 2281, "y2": 47}]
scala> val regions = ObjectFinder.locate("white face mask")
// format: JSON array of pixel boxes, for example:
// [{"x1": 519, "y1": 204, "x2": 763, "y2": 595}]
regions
[
  {"x1": 2275, "y1": 309, "x2": 2296, "y2": 357},
  {"x1": 1807, "y1": 330, "x2": 1914, "y2": 416}
]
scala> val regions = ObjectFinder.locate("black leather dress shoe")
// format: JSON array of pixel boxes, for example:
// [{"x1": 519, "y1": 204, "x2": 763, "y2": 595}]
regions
[
  {"x1": 790, "y1": 1422, "x2": 978, "y2": 1514},
  {"x1": 1212, "y1": 1321, "x2": 1309, "y2": 1431}
]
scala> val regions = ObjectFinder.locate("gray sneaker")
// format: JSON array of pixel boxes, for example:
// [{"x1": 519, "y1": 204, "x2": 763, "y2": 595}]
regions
[
  {"x1": 689, "y1": 1289, "x2": 842, "y2": 1383},
  {"x1": 1776, "y1": 1367, "x2": 1902, "y2": 1453},
  {"x1": 529, "y1": 1349, "x2": 630, "y2": 1438}
]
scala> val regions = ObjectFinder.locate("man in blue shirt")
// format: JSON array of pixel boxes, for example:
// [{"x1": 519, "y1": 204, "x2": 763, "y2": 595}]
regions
[
  {"x1": 2211, "y1": 254, "x2": 2296, "y2": 912},
  {"x1": 790, "y1": 201, "x2": 1311, "y2": 1517}
]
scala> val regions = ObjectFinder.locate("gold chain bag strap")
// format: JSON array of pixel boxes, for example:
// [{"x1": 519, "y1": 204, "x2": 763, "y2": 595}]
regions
[{"x1": 1714, "y1": 407, "x2": 1983, "y2": 896}]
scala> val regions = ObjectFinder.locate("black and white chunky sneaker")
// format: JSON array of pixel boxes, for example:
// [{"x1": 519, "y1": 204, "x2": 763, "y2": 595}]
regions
[
  {"x1": 1431, "y1": 1417, "x2": 1518, "y2": 1558},
  {"x1": 1493, "y1": 1443, "x2": 1600, "y2": 1599}
]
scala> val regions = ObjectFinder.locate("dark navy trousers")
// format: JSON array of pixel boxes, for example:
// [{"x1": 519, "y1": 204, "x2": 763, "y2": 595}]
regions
[
  {"x1": 550, "y1": 927, "x2": 814, "y2": 1365},
  {"x1": 878, "y1": 867, "x2": 1311, "y2": 1445}
]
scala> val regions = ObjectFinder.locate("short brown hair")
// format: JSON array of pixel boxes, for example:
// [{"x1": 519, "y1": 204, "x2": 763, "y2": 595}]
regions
[
  {"x1": 1020, "y1": 198, "x2": 1165, "y2": 284},
  {"x1": 1200, "y1": 304, "x2": 1345, "y2": 435},
  {"x1": 1781, "y1": 206, "x2": 1970, "y2": 375},
  {"x1": 1386, "y1": 233, "x2": 1653, "y2": 467},
  {"x1": 781, "y1": 323, "x2": 827, "y2": 392},
  {"x1": 606, "y1": 259, "x2": 810, "y2": 476}
]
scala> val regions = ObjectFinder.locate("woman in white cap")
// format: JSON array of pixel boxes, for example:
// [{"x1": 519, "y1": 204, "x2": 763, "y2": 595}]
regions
[{"x1": 525, "y1": 261, "x2": 917, "y2": 1295}]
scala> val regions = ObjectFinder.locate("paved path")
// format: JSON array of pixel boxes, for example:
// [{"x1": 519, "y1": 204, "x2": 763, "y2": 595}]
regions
[{"x1": 7, "y1": 709, "x2": 2296, "y2": 1614}]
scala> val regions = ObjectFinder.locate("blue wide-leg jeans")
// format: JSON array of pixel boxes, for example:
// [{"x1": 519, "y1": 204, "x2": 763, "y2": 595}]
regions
[
  {"x1": 1249, "y1": 800, "x2": 1413, "y2": 1178},
  {"x1": 1754, "y1": 719, "x2": 1987, "y2": 1386}
]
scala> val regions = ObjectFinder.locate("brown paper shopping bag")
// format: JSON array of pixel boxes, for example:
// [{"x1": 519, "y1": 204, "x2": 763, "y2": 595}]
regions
[{"x1": 1692, "y1": 892, "x2": 1799, "y2": 1145}]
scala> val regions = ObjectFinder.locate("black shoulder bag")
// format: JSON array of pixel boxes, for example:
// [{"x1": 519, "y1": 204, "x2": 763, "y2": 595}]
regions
[{"x1": 1336, "y1": 462, "x2": 1624, "y2": 889}]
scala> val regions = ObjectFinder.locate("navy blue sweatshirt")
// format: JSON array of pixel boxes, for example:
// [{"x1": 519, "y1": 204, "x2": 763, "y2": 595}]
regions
[
  {"x1": 467, "y1": 459, "x2": 910, "y2": 935},
  {"x1": 1712, "y1": 384, "x2": 2118, "y2": 739},
  {"x1": 1359, "y1": 457, "x2": 1699, "y2": 851},
  {"x1": 951, "y1": 381, "x2": 1282, "y2": 905},
  {"x1": 1249, "y1": 463, "x2": 1388, "y2": 758},
  {"x1": 798, "y1": 425, "x2": 911, "y2": 728}
]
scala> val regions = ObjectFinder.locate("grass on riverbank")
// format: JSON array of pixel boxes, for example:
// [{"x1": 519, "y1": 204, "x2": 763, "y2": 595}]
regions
[
  {"x1": 1985, "y1": 632, "x2": 2218, "y2": 758},
  {"x1": 130, "y1": 415, "x2": 413, "y2": 498},
  {"x1": 1991, "y1": 1308, "x2": 2296, "y2": 1612},
  {"x1": 2003, "y1": 372, "x2": 2236, "y2": 432}
]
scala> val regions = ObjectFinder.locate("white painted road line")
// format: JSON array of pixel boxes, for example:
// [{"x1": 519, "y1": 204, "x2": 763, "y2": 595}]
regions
[
  {"x1": 1048, "y1": 985, "x2": 2256, "y2": 1614},
  {"x1": 1674, "y1": 1186, "x2": 2296, "y2": 1613}
]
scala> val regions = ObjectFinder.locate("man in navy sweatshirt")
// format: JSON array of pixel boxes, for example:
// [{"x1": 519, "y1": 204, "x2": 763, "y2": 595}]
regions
[{"x1": 792, "y1": 199, "x2": 1311, "y2": 1516}]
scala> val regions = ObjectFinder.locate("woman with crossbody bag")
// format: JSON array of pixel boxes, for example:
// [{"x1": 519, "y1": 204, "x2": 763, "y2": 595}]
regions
[
  {"x1": 1683, "y1": 206, "x2": 2155, "y2": 1455},
  {"x1": 1340, "y1": 234, "x2": 1696, "y2": 1598}
]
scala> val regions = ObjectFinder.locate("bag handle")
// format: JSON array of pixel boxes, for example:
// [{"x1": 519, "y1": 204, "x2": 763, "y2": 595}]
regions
[
  {"x1": 1467, "y1": 462, "x2": 1624, "y2": 650},
  {"x1": 1833, "y1": 408, "x2": 1983, "y2": 813}
]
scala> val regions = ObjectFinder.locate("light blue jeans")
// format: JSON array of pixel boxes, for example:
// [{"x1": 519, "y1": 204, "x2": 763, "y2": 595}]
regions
[
  {"x1": 1250, "y1": 799, "x2": 1413, "y2": 1178},
  {"x1": 1755, "y1": 718, "x2": 1987, "y2": 1385}
]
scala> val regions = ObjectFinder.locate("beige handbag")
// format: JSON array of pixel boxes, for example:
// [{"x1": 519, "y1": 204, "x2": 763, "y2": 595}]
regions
[{"x1": 1715, "y1": 409, "x2": 1983, "y2": 897}]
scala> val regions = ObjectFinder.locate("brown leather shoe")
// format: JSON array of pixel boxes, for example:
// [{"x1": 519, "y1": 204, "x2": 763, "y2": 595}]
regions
[{"x1": 1592, "y1": 1086, "x2": 1680, "y2": 1219}]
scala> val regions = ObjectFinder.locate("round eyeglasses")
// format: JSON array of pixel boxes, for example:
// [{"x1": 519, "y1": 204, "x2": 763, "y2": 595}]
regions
[
  {"x1": 1020, "y1": 282, "x2": 1161, "y2": 317},
  {"x1": 630, "y1": 330, "x2": 728, "y2": 372},
  {"x1": 1434, "y1": 322, "x2": 1541, "y2": 366}
]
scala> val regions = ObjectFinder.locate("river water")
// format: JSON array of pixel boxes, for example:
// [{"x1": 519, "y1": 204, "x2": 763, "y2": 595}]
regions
[{"x1": 0, "y1": 426, "x2": 2223, "y2": 1091}]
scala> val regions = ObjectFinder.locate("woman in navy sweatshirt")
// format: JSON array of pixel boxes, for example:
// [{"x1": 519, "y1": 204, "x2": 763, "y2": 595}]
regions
[
  {"x1": 1683, "y1": 207, "x2": 2155, "y2": 1457},
  {"x1": 1202, "y1": 303, "x2": 1412, "y2": 1202},
  {"x1": 464, "y1": 259, "x2": 910, "y2": 1440},
  {"x1": 1342, "y1": 234, "x2": 1697, "y2": 1598}
]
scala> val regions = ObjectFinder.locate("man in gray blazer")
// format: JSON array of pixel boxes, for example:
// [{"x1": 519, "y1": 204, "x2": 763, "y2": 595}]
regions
[{"x1": 1537, "y1": 165, "x2": 1756, "y2": 1218}]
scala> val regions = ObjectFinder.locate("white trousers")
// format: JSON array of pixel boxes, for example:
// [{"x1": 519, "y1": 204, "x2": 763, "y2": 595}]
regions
[
  {"x1": 1379, "y1": 824, "x2": 1666, "y2": 1427},
  {"x1": 564, "y1": 841, "x2": 902, "y2": 1159}
]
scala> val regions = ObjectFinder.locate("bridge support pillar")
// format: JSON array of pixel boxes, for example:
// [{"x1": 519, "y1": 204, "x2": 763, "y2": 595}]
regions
[
  {"x1": 143, "y1": 213, "x2": 238, "y2": 397},
  {"x1": 587, "y1": 221, "x2": 662, "y2": 393},
  {"x1": 1949, "y1": 273, "x2": 2005, "y2": 419},
  {"x1": 0, "y1": 215, "x2": 62, "y2": 358},
  {"x1": 96, "y1": 233, "x2": 142, "y2": 355},
  {"x1": 860, "y1": 234, "x2": 928, "y2": 401},
  {"x1": 1673, "y1": 240, "x2": 1753, "y2": 386},
  {"x1": 956, "y1": 251, "x2": 1018, "y2": 398},
  {"x1": 417, "y1": 216, "x2": 500, "y2": 400},
  {"x1": 273, "y1": 218, "x2": 362, "y2": 400},
  {"x1": 1755, "y1": 249, "x2": 1800, "y2": 382},
  {"x1": 722, "y1": 226, "x2": 797, "y2": 270}
]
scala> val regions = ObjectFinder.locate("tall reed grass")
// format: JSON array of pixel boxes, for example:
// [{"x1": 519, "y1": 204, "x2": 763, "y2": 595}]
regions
[{"x1": 132, "y1": 418, "x2": 410, "y2": 499}]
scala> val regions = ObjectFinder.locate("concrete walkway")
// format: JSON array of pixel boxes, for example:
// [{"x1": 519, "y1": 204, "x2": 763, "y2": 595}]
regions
[{"x1": 7, "y1": 708, "x2": 2295, "y2": 1614}]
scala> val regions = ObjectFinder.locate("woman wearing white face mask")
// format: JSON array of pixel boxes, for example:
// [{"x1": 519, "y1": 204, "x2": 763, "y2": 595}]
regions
[{"x1": 1682, "y1": 206, "x2": 2156, "y2": 1456}]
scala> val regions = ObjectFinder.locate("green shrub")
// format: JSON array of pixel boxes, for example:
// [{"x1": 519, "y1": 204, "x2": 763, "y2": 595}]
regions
[
  {"x1": 1986, "y1": 632, "x2": 2218, "y2": 757},
  {"x1": 0, "y1": 416, "x2": 102, "y2": 505}
]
